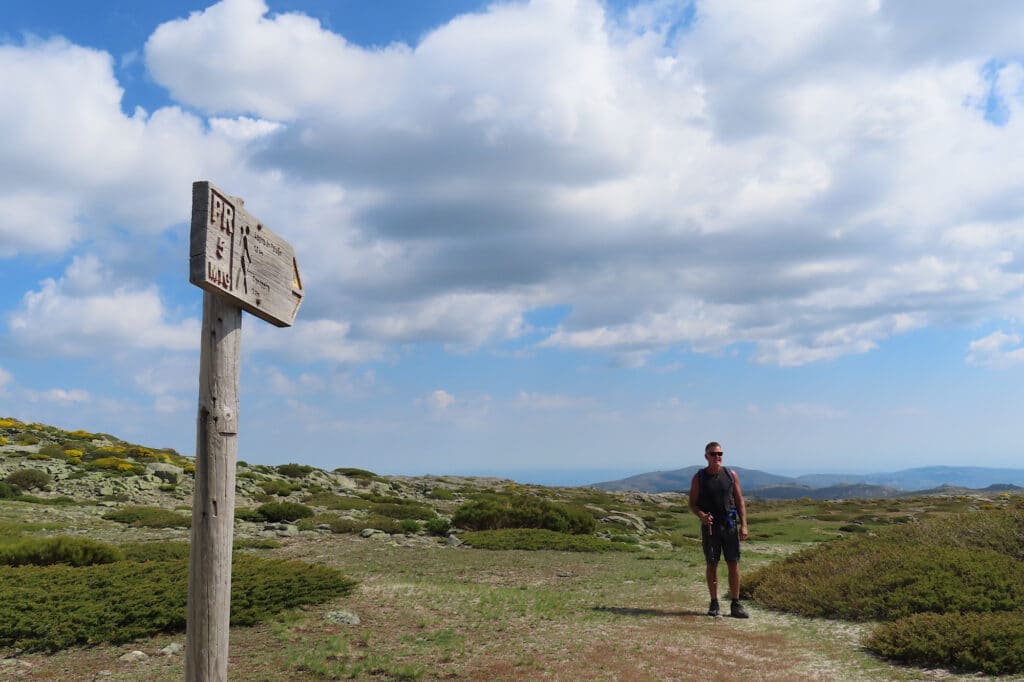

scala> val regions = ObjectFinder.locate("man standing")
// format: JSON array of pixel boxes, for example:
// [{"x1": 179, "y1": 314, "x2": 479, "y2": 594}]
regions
[{"x1": 688, "y1": 441, "x2": 749, "y2": 618}]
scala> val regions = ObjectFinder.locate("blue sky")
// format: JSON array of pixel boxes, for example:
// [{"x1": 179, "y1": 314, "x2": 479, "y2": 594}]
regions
[{"x1": 3, "y1": 0, "x2": 1024, "y2": 485}]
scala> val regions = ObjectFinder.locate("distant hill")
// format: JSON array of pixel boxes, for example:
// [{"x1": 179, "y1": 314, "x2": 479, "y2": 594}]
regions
[
  {"x1": 590, "y1": 465, "x2": 1024, "y2": 499},
  {"x1": 590, "y1": 466, "x2": 794, "y2": 493}
]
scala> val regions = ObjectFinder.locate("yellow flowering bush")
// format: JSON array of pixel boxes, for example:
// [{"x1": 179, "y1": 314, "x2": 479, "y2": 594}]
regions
[
  {"x1": 88, "y1": 457, "x2": 142, "y2": 474},
  {"x1": 63, "y1": 449, "x2": 84, "y2": 458},
  {"x1": 0, "y1": 418, "x2": 22, "y2": 428},
  {"x1": 67, "y1": 430, "x2": 94, "y2": 439},
  {"x1": 0, "y1": 437, "x2": 7, "y2": 446}
]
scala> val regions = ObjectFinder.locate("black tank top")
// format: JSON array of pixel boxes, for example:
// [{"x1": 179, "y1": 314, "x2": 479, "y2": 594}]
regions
[{"x1": 698, "y1": 468, "x2": 736, "y2": 518}]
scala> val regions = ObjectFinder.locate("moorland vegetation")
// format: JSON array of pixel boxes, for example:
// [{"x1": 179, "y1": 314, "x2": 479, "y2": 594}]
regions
[{"x1": 1, "y1": 415, "x2": 1022, "y2": 678}]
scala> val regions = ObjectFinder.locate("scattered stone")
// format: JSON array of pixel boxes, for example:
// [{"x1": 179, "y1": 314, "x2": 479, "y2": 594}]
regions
[
  {"x1": 160, "y1": 643, "x2": 183, "y2": 656},
  {"x1": 556, "y1": 570, "x2": 574, "y2": 578},
  {"x1": 118, "y1": 650, "x2": 148, "y2": 662},
  {"x1": 360, "y1": 528, "x2": 387, "y2": 538},
  {"x1": 1, "y1": 659, "x2": 31, "y2": 669},
  {"x1": 445, "y1": 534, "x2": 463, "y2": 547},
  {"x1": 325, "y1": 610, "x2": 361, "y2": 625}
]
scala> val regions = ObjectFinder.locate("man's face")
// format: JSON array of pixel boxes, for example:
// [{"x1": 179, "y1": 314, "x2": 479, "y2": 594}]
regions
[{"x1": 705, "y1": 446, "x2": 723, "y2": 464}]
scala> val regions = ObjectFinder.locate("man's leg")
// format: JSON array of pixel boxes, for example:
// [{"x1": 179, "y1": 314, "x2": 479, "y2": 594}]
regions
[
  {"x1": 705, "y1": 562, "x2": 720, "y2": 616},
  {"x1": 706, "y1": 562, "x2": 719, "y2": 599},
  {"x1": 726, "y1": 560, "x2": 749, "y2": 618},
  {"x1": 726, "y1": 560, "x2": 740, "y2": 600}
]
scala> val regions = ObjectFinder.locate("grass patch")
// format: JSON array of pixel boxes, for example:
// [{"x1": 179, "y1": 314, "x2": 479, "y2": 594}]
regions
[
  {"x1": 102, "y1": 505, "x2": 191, "y2": 528},
  {"x1": 461, "y1": 528, "x2": 641, "y2": 552}
]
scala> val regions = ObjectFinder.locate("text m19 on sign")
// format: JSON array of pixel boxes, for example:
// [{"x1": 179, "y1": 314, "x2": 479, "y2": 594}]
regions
[{"x1": 189, "y1": 180, "x2": 303, "y2": 327}]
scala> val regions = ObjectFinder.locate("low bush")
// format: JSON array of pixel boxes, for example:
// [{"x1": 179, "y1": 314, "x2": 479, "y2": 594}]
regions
[
  {"x1": 748, "y1": 541, "x2": 1024, "y2": 621},
  {"x1": 866, "y1": 612, "x2": 1024, "y2": 676},
  {"x1": 121, "y1": 542, "x2": 191, "y2": 562},
  {"x1": 334, "y1": 467, "x2": 386, "y2": 482},
  {"x1": 427, "y1": 488, "x2": 455, "y2": 500},
  {"x1": 257, "y1": 501, "x2": 314, "y2": 523},
  {"x1": 234, "y1": 538, "x2": 282, "y2": 550},
  {"x1": 452, "y1": 494, "x2": 596, "y2": 535},
  {"x1": 0, "y1": 482, "x2": 19, "y2": 499},
  {"x1": 328, "y1": 515, "x2": 403, "y2": 535},
  {"x1": 461, "y1": 529, "x2": 640, "y2": 552},
  {"x1": 0, "y1": 555, "x2": 356, "y2": 652},
  {"x1": 399, "y1": 519, "x2": 421, "y2": 534},
  {"x1": 0, "y1": 537, "x2": 124, "y2": 567},
  {"x1": 260, "y1": 479, "x2": 301, "y2": 497},
  {"x1": 276, "y1": 463, "x2": 315, "y2": 479},
  {"x1": 102, "y1": 506, "x2": 191, "y2": 529},
  {"x1": 303, "y1": 492, "x2": 372, "y2": 511},
  {"x1": 5, "y1": 469, "x2": 51, "y2": 491},
  {"x1": 425, "y1": 517, "x2": 450, "y2": 536},
  {"x1": 371, "y1": 501, "x2": 437, "y2": 521},
  {"x1": 235, "y1": 507, "x2": 264, "y2": 522}
]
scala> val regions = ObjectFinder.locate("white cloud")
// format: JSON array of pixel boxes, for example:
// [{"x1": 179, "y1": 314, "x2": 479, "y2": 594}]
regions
[
  {"x1": 8, "y1": 255, "x2": 199, "y2": 356},
  {"x1": 421, "y1": 389, "x2": 456, "y2": 412},
  {"x1": 966, "y1": 331, "x2": 1024, "y2": 368},
  {"x1": 26, "y1": 388, "x2": 91, "y2": 404},
  {"x1": 0, "y1": 368, "x2": 12, "y2": 393},
  {"x1": 5, "y1": 0, "x2": 1024, "y2": 373},
  {"x1": 513, "y1": 391, "x2": 595, "y2": 410}
]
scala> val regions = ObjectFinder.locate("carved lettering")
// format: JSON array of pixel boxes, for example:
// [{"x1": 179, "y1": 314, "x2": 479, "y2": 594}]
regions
[{"x1": 207, "y1": 261, "x2": 232, "y2": 291}]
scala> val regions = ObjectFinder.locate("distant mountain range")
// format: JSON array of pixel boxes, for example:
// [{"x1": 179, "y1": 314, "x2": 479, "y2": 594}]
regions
[{"x1": 589, "y1": 465, "x2": 1024, "y2": 499}]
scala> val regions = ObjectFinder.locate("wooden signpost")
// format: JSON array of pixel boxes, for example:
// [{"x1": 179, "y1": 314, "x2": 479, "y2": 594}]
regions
[{"x1": 186, "y1": 181, "x2": 303, "y2": 681}]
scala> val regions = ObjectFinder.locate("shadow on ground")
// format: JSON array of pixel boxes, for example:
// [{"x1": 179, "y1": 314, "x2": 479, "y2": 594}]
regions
[{"x1": 593, "y1": 606, "x2": 706, "y2": 618}]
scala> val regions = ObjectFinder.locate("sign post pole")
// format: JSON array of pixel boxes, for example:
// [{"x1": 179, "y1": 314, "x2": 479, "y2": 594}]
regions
[
  {"x1": 185, "y1": 181, "x2": 303, "y2": 681},
  {"x1": 186, "y1": 290, "x2": 241, "y2": 681}
]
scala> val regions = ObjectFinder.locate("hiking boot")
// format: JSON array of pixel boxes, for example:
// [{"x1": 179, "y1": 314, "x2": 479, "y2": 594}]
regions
[
  {"x1": 730, "y1": 600, "x2": 749, "y2": 619},
  {"x1": 707, "y1": 599, "x2": 720, "y2": 617}
]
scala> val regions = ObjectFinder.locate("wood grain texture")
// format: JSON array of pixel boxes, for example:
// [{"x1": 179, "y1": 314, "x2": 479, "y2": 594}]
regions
[
  {"x1": 185, "y1": 292, "x2": 241, "y2": 682},
  {"x1": 190, "y1": 180, "x2": 303, "y2": 327}
]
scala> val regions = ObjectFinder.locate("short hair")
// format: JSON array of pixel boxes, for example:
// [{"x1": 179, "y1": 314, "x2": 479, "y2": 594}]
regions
[{"x1": 704, "y1": 441, "x2": 721, "y2": 454}]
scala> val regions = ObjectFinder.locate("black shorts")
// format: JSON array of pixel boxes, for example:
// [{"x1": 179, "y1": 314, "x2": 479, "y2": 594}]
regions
[{"x1": 701, "y1": 522, "x2": 740, "y2": 563}]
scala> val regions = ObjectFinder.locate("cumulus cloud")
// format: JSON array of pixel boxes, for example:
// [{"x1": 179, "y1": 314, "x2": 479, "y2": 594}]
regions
[
  {"x1": 421, "y1": 389, "x2": 456, "y2": 412},
  {"x1": 26, "y1": 388, "x2": 91, "y2": 404},
  {"x1": 8, "y1": 254, "x2": 199, "y2": 356},
  {"x1": 966, "y1": 331, "x2": 1024, "y2": 368},
  {"x1": 131, "y1": 0, "x2": 1024, "y2": 367},
  {"x1": 0, "y1": 367, "x2": 12, "y2": 393},
  {"x1": 3, "y1": 0, "x2": 1024, "y2": 377}
]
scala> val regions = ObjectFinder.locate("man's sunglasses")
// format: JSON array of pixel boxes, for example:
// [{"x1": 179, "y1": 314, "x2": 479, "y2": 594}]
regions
[{"x1": 707, "y1": 452, "x2": 723, "y2": 457}]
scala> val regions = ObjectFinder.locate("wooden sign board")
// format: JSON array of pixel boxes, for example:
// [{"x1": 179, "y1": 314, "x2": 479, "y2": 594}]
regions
[{"x1": 189, "y1": 181, "x2": 303, "y2": 327}]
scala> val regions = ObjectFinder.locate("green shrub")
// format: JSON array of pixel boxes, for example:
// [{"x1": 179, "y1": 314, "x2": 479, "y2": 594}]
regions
[
  {"x1": 303, "y1": 492, "x2": 372, "y2": 511},
  {"x1": 120, "y1": 542, "x2": 191, "y2": 562},
  {"x1": 370, "y1": 501, "x2": 437, "y2": 520},
  {"x1": 0, "y1": 482, "x2": 20, "y2": 499},
  {"x1": 152, "y1": 470, "x2": 179, "y2": 485},
  {"x1": 424, "y1": 517, "x2": 450, "y2": 536},
  {"x1": 16, "y1": 434, "x2": 39, "y2": 445},
  {"x1": 867, "y1": 612, "x2": 1024, "y2": 675},
  {"x1": 235, "y1": 507, "x2": 264, "y2": 522},
  {"x1": 257, "y1": 502, "x2": 314, "y2": 523},
  {"x1": 5, "y1": 469, "x2": 51, "y2": 491},
  {"x1": 260, "y1": 479, "x2": 300, "y2": 497},
  {"x1": 103, "y1": 506, "x2": 191, "y2": 529},
  {"x1": 399, "y1": 519, "x2": 421, "y2": 534},
  {"x1": 748, "y1": 541, "x2": 1024, "y2": 621},
  {"x1": 427, "y1": 488, "x2": 455, "y2": 500},
  {"x1": 452, "y1": 494, "x2": 596, "y2": 535},
  {"x1": 328, "y1": 515, "x2": 402, "y2": 535},
  {"x1": 0, "y1": 537, "x2": 124, "y2": 567},
  {"x1": 461, "y1": 529, "x2": 640, "y2": 552},
  {"x1": 0, "y1": 555, "x2": 356, "y2": 652},
  {"x1": 333, "y1": 467, "x2": 386, "y2": 483},
  {"x1": 276, "y1": 463, "x2": 315, "y2": 479},
  {"x1": 234, "y1": 538, "x2": 282, "y2": 550}
]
